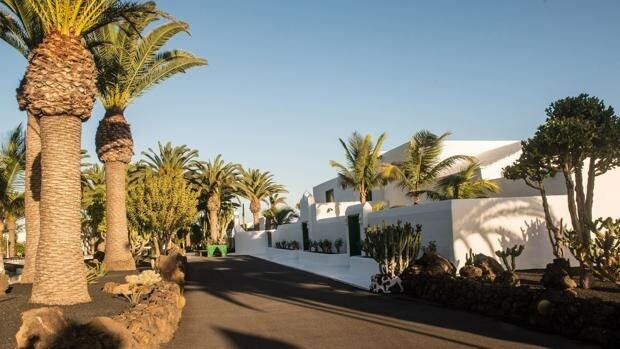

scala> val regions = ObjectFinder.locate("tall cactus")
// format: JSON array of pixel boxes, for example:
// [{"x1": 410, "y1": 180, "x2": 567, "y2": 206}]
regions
[
  {"x1": 362, "y1": 221, "x2": 422, "y2": 278},
  {"x1": 495, "y1": 244, "x2": 524, "y2": 272}
]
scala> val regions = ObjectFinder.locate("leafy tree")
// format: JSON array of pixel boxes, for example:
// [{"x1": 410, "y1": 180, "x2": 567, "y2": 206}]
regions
[
  {"x1": 382, "y1": 130, "x2": 471, "y2": 204},
  {"x1": 430, "y1": 161, "x2": 500, "y2": 200},
  {"x1": 192, "y1": 155, "x2": 239, "y2": 243},
  {"x1": 238, "y1": 168, "x2": 287, "y2": 229},
  {"x1": 91, "y1": 11, "x2": 206, "y2": 271},
  {"x1": 127, "y1": 169, "x2": 198, "y2": 256},
  {"x1": 329, "y1": 131, "x2": 390, "y2": 204},
  {"x1": 504, "y1": 137, "x2": 565, "y2": 258},
  {"x1": 505, "y1": 94, "x2": 620, "y2": 287},
  {"x1": 80, "y1": 163, "x2": 106, "y2": 255}
]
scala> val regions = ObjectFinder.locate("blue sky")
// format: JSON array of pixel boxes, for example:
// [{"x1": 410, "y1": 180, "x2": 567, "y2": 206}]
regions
[{"x1": 1, "y1": 0, "x2": 619, "y2": 209}]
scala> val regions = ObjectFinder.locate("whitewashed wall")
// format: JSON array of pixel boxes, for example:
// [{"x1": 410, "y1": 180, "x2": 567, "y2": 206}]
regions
[
  {"x1": 272, "y1": 223, "x2": 302, "y2": 244},
  {"x1": 310, "y1": 217, "x2": 348, "y2": 253},
  {"x1": 366, "y1": 201, "x2": 455, "y2": 261},
  {"x1": 234, "y1": 230, "x2": 268, "y2": 255}
]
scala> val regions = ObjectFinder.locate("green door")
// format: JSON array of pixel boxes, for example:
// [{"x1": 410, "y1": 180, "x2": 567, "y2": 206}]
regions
[
  {"x1": 347, "y1": 215, "x2": 361, "y2": 256},
  {"x1": 302, "y1": 222, "x2": 309, "y2": 250},
  {"x1": 267, "y1": 231, "x2": 272, "y2": 248}
]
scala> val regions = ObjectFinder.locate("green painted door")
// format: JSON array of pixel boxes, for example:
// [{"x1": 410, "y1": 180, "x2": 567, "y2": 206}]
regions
[
  {"x1": 267, "y1": 231, "x2": 272, "y2": 247},
  {"x1": 302, "y1": 222, "x2": 309, "y2": 250},
  {"x1": 347, "y1": 215, "x2": 361, "y2": 256}
]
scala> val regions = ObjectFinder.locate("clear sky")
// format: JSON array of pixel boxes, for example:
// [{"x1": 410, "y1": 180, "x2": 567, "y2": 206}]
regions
[{"x1": 1, "y1": 0, "x2": 619, "y2": 209}]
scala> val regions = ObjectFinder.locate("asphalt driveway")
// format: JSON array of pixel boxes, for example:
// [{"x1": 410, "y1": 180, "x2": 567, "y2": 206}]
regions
[{"x1": 164, "y1": 255, "x2": 592, "y2": 349}]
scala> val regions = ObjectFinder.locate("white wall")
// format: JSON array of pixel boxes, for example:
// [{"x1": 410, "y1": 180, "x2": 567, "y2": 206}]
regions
[
  {"x1": 310, "y1": 217, "x2": 348, "y2": 253},
  {"x1": 234, "y1": 230, "x2": 268, "y2": 255},
  {"x1": 366, "y1": 201, "x2": 455, "y2": 261},
  {"x1": 272, "y1": 223, "x2": 302, "y2": 244}
]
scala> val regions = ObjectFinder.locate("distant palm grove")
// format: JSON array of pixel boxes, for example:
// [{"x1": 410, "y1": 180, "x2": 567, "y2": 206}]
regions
[{"x1": 0, "y1": 0, "x2": 289, "y2": 306}]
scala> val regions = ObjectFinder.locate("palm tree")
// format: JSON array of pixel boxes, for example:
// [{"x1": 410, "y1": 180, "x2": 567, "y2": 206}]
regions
[
  {"x1": 382, "y1": 130, "x2": 472, "y2": 204},
  {"x1": 0, "y1": 125, "x2": 25, "y2": 260},
  {"x1": 139, "y1": 142, "x2": 201, "y2": 178},
  {"x1": 431, "y1": 161, "x2": 500, "y2": 200},
  {"x1": 238, "y1": 168, "x2": 287, "y2": 230},
  {"x1": 92, "y1": 14, "x2": 207, "y2": 270},
  {"x1": 18, "y1": 0, "x2": 154, "y2": 305},
  {"x1": 0, "y1": 0, "x2": 44, "y2": 282},
  {"x1": 193, "y1": 156, "x2": 239, "y2": 243},
  {"x1": 263, "y1": 206, "x2": 299, "y2": 228},
  {"x1": 329, "y1": 131, "x2": 389, "y2": 204}
]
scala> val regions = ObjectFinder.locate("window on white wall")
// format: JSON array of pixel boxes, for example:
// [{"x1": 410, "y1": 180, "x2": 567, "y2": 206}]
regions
[
  {"x1": 325, "y1": 189, "x2": 335, "y2": 203},
  {"x1": 367, "y1": 190, "x2": 373, "y2": 201}
]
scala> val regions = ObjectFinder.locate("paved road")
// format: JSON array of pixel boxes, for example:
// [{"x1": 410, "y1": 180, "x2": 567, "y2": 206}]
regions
[{"x1": 165, "y1": 256, "x2": 592, "y2": 349}]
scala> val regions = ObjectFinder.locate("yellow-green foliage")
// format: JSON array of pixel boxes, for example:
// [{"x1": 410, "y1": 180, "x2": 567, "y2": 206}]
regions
[{"x1": 127, "y1": 169, "x2": 198, "y2": 253}]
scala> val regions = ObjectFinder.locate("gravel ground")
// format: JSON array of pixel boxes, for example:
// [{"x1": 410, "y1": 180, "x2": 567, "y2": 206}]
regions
[{"x1": 0, "y1": 271, "x2": 135, "y2": 349}]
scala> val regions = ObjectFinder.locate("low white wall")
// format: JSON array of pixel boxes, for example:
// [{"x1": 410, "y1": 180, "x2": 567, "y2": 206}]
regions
[
  {"x1": 234, "y1": 230, "x2": 268, "y2": 255},
  {"x1": 366, "y1": 201, "x2": 455, "y2": 261},
  {"x1": 310, "y1": 217, "x2": 348, "y2": 253},
  {"x1": 271, "y1": 223, "x2": 302, "y2": 244}
]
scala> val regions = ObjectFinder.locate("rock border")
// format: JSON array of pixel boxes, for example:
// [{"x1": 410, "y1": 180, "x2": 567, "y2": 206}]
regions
[{"x1": 402, "y1": 274, "x2": 620, "y2": 348}]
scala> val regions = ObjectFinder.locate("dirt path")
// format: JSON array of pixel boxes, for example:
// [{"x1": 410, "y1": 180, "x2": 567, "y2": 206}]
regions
[{"x1": 165, "y1": 255, "x2": 593, "y2": 349}]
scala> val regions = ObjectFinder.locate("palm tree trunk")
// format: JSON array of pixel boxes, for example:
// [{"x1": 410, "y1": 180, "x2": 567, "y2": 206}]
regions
[
  {"x1": 30, "y1": 116, "x2": 91, "y2": 305},
  {"x1": 7, "y1": 215, "x2": 16, "y2": 258},
  {"x1": 0, "y1": 220, "x2": 5, "y2": 259},
  {"x1": 208, "y1": 209, "x2": 219, "y2": 242},
  {"x1": 20, "y1": 112, "x2": 42, "y2": 283},
  {"x1": 102, "y1": 161, "x2": 135, "y2": 271}
]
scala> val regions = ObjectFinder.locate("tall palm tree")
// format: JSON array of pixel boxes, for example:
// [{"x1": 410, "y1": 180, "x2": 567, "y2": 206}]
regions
[
  {"x1": 238, "y1": 168, "x2": 287, "y2": 230},
  {"x1": 92, "y1": 14, "x2": 207, "y2": 270},
  {"x1": 382, "y1": 130, "x2": 472, "y2": 204},
  {"x1": 431, "y1": 161, "x2": 500, "y2": 200},
  {"x1": 19, "y1": 0, "x2": 154, "y2": 305},
  {"x1": 193, "y1": 156, "x2": 239, "y2": 243},
  {"x1": 329, "y1": 131, "x2": 389, "y2": 204},
  {"x1": 0, "y1": 0, "x2": 44, "y2": 282}
]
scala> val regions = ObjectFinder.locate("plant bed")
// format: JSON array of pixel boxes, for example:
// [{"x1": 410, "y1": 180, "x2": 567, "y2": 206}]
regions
[
  {"x1": 517, "y1": 268, "x2": 620, "y2": 303},
  {"x1": 402, "y1": 273, "x2": 620, "y2": 348},
  {"x1": 0, "y1": 271, "x2": 136, "y2": 349}
]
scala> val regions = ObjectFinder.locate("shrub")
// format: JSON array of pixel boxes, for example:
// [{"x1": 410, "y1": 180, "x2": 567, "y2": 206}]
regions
[
  {"x1": 564, "y1": 217, "x2": 620, "y2": 287},
  {"x1": 334, "y1": 238, "x2": 344, "y2": 253},
  {"x1": 85, "y1": 260, "x2": 107, "y2": 284},
  {"x1": 15, "y1": 242, "x2": 25, "y2": 258},
  {"x1": 362, "y1": 221, "x2": 422, "y2": 278},
  {"x1": 321, "y1": 239, "x2": 333, "y2": 253}
]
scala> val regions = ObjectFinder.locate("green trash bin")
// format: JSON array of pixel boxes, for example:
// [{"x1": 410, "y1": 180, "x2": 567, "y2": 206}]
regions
[{"x1": 206, "y1": 244, "x2": 228, "y2": 257}]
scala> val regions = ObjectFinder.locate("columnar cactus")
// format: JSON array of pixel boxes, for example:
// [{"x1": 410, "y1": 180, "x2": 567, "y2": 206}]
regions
[
  {"x1": 362, "y1": 221, "x2": 422, "y2": 278},
  {"x1": 495, "y1": 245, "x2": 524, "y2": 272}
]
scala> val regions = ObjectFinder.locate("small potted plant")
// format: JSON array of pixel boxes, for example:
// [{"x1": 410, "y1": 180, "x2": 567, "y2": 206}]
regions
[{"x1": 334, "y1": 238, "x2": 344, "y2": 253}]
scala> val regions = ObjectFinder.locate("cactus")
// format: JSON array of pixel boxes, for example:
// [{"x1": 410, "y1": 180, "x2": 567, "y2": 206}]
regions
[
  {"x1": 495, "y1": 244, "x2": 524, "y2": 272},
  {"x1": 362, "y1": 221, "x2": 422, "y2": 278},
  {"x1": 465, "y1": 248, "x2": 475, "y2": 266}
]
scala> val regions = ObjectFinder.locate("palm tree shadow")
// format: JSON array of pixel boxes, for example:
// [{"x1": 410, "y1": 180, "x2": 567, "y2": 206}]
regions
[{"x1": 184, "y1": 256, "x2": 586, "y2": 349}]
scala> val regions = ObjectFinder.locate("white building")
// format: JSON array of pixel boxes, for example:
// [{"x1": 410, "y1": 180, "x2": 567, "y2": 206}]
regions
[
  {"x1": 235, "y1": 139, "x2": 620, "y2": 288},
  {"x1": 313, "y1": 140, "x2": 570, "y2": 206}
]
